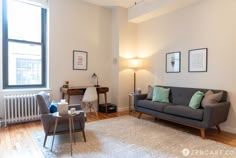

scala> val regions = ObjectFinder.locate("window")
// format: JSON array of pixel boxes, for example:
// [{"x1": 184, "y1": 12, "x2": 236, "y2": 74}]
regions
[{"x1": 2, "y1": 0, "x2": 47, "y2": 89}]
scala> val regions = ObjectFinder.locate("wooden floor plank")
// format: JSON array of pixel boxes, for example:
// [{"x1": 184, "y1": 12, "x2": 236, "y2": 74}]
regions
[{"x1": 0, "y1": 111, "x2": 235, "y2": 158}]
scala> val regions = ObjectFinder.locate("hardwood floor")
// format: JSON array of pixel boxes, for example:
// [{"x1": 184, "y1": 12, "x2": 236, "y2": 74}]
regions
[{"x1": 0, "y1": 111, "x2": 235, "y2": 158}]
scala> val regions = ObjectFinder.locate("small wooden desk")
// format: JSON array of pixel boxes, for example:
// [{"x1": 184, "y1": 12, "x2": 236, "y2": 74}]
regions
[{"x1": 60, "y1": 86, "x2": 109, "y2": 106}]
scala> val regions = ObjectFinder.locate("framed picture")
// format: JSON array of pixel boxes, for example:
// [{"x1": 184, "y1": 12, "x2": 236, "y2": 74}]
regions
[
  {"x1": 73, "y1": 50, "x2": 88, "y2": 70},
  {"x1": 166, "y1": 51, "x2": 181, "y2": 73},
  {"x1": 188, "y1": 48, "x2": 207, "y2": 72}
]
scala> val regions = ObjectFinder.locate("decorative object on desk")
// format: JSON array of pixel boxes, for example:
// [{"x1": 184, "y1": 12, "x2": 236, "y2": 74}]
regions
[
  {"x1": 91, "y1": 73, "x2": 100, "y2": 87},
  {"x1": 188, "y1": 48, "x2": 208, "y2": 72},
  {"x1": 73, "y1": 50, "x2": 88, "y2": 70},
  {"x1": 57, "y1": 99, "x2": 68, "y2": 115},
  {"x1": 128, "y1": 58, "x2": 143, "y2": 93},
  {"x1": 166, "y1": 51, "x2": 181, "y2": 73},
  {"x1": 63, "y1": 81, "x2": 69, "y2": 88}
]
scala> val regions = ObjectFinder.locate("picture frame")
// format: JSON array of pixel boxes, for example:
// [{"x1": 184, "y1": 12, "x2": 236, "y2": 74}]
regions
[
  {"x1": 188, "y1": 48, "x2": 207, "y2": 72},
  {"x1": 73, "y1": 50, "x2": 88, "y2": 70},
  {"x1": 166, "y1": 51, "x2": 181, "y2": 73}
]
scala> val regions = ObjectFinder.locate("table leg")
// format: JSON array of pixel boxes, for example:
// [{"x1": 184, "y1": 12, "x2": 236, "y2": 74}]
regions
[
  {"x1": 72, "y1": 118, "x2": 76, "y2": 144},
  {"x1": 67, "y1": 94, "x2": 70, "y2": 104},
  {"x1": 51, "y1": 118, "x2": 58, "y2": 152},
  {"x1": 69, "y1": 118, "x2": 72, "y2": 156},
  {"x1": 104, "y1": 93, "x2": 107, "y2": 113},
  {"x1": 129, "y1": 95, "x2": 131, "y2": 115},
  {"x1": 97, "y1": 93, "x2": 99, "y2": 106}
]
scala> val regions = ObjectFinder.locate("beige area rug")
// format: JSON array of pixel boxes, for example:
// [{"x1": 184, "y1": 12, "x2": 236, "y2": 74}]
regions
[{"x1": 33, "y1": 116, "x2": 236, "y2": 158}]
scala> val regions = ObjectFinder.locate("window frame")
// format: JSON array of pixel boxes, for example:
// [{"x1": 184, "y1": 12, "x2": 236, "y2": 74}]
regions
[{"x1": 2, "y1": 0, "x2": 47, "y2": 89}]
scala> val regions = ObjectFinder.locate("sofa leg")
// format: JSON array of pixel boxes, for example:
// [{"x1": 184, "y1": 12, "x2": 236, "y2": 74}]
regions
[
  {"x1": 138, "y1": 112, "x2": 142, "y2": 119},
  {"x1": 216, "y1": 125, "x2": 221, "y2": 134},
  {"x1": 200, "y1": 128, "x2": 205, "y2": 139}
]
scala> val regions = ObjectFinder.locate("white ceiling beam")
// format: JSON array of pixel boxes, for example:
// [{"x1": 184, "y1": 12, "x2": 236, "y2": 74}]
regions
[{"x1": 128, "y1": 0, "x2": 203, "y2": 23}]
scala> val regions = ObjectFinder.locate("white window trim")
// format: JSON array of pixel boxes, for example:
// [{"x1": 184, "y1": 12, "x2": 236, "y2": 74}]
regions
[{"x1": 13, "y1": 0, "x2": 48, "y2": 9}]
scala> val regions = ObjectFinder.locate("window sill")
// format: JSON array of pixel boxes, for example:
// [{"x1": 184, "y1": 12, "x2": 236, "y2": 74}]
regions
[{"x1": 0, "y1": 88, "x2": 52, "y2": 93}]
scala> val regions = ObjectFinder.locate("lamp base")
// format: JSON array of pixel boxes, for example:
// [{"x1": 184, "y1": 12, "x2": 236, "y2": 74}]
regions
[{"x1": 94, "y1": 85, "x2": 100, "y2": 87}]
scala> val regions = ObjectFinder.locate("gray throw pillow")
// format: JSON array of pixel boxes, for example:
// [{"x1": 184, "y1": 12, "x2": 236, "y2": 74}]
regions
[
  {"x1": 146, "y1": 85, "x2": 153, "y2": 100},
  {"x1": 201, "y1": 90, "x2": 223, "y2": 108}
]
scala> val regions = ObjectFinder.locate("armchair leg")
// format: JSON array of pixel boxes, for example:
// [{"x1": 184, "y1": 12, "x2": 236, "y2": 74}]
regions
[
  {"x1": 43, "y1": 135, "x2": 47, "y2": 147},
  {"x1": 216, "y1": 125, "x2": 221, "y2": 134},
  {"x1": 200, "y1": 128, "x2": 205, "y2": 139},
  {"x1": 138, "y1": 112, "x2": 142, "y2": 119},
  {"x1": 82, "y1": 130, "x2": 86, "y2": 142}
]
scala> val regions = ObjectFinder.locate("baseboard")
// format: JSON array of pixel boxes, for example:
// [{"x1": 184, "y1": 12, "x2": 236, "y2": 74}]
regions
[
  {"x1": 220, "y1": 126, "x2": 236, "y2": 134},
  {"x1": 117, "y1": 107, "x2": 129, "y2": 112}
]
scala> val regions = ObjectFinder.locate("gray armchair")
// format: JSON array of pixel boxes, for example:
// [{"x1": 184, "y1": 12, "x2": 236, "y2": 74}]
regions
[{"x1": 36, "y1": 92, "x2": 86, "y2": 147}]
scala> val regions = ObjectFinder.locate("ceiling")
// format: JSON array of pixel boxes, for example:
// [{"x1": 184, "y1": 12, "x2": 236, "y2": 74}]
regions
[
  {"x1": 82, "y1": 0, "x2": 202, "y2": 23},
  {"x1": 82, "y1": 0, "x2": 147, "y2": 8}
]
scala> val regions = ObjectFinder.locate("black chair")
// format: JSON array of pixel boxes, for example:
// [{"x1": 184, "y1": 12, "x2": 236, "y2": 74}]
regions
[{"x1": 36, "y1": 91, "x2": 86, "y2": 147}]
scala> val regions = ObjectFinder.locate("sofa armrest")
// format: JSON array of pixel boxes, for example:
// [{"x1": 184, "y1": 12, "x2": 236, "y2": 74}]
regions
[
  {"x1": 203, "y1": 102, "x2": 230, "y2": 128},
  {"x1": 134, "y1": 94, "x2": 147, "y2": 107}
]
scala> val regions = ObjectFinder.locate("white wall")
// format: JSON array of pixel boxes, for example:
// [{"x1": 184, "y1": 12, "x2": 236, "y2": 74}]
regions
[
  {"x1": 137, "y1": 0, "x2": 236, "y2": 133},
  {"x1": 111, "y1": 7, "x2": 138, "y2": 111},
  {"x1": 48, "y1": 0, "x2": 112, "y2": 103},
  {"x1": 111, "y1": 7, "x2": 120, "y2": 108},
  {"x1": 0, "y1": 0, "x2": 112, "y2": 118}
]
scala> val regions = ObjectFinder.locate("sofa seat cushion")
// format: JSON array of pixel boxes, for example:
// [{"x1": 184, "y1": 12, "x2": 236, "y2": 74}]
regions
[
  {"x1": 137, "y1": 100, "x2": 170, "y2": 112},
  {"x1": 164, "y1": 105, "x2": 204, "y2": 121}
]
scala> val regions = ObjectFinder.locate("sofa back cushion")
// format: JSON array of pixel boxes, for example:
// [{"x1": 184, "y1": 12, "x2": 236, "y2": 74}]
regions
[{"x1": 155, "y1": 85, "x2": 227, "y2": 106}]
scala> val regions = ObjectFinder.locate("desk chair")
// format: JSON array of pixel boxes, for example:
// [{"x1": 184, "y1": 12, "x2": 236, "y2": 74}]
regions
[
  {"x1": 36, "y1": 92, "x2": 86, "y2": 147},
  {"x1": 81, "y1": 87, "x2": 98, "y2": 117}
]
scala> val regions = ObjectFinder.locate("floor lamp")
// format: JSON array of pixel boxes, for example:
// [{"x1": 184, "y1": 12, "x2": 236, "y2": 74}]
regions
[{"x1": 128, "y1": 59, "x2": 143, "y2": 94}]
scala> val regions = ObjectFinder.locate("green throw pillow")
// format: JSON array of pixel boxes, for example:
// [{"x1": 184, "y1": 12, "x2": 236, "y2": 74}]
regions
[
  {"x1": 152, "y1": 86, "x2": 170, "y2": 103},
  {"x1": 189, "y1": 91, "x2": 204, "y2": 109}
]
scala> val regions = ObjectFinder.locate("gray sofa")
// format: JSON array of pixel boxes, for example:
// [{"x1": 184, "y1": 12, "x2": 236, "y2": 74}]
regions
[{"x1": 134, "y1": 86, "x2": 230, "y2": 138}]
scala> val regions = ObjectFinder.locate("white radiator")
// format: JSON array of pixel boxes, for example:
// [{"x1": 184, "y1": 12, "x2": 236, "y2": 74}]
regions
[{"x1": 4, "y1": 94, "x2": 40, "y2": 126}]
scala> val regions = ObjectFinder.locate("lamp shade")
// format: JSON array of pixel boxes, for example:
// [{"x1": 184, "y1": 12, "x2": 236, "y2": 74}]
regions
[
  {"x1": 91, "y1": 73, "x2": 97, "y2": 78},
  {"x1": 128, "y1": 59, "x2": 143, "y2": 69}
]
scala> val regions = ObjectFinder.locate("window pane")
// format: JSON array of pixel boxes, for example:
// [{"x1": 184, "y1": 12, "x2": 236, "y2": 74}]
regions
[
  {"x1": 8, "y1": 42, "x2": 42, "y2": 85},
  {"x1": 8, "y1": 0, "x2": 41, "y2": 42}
]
